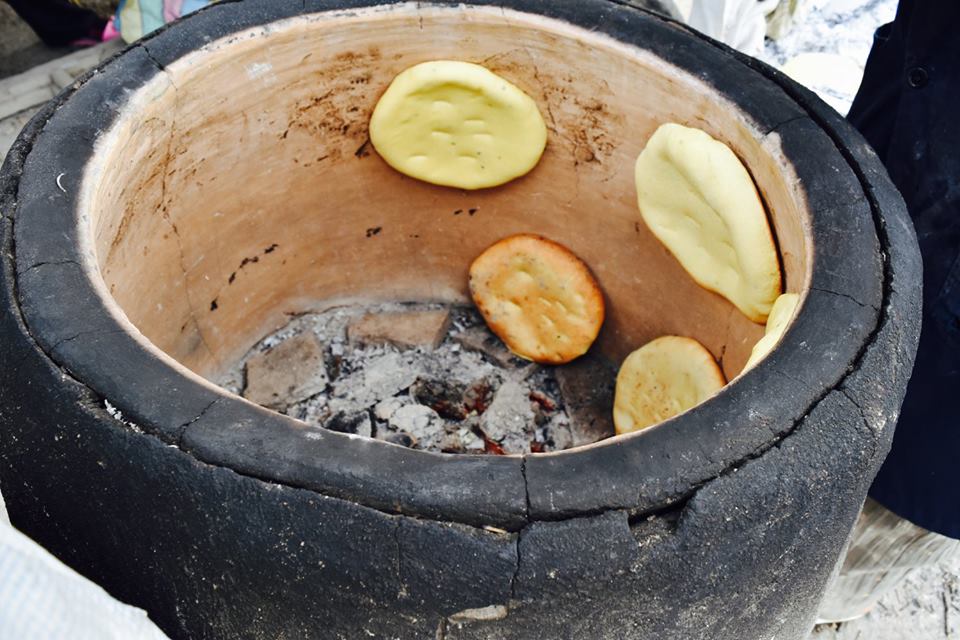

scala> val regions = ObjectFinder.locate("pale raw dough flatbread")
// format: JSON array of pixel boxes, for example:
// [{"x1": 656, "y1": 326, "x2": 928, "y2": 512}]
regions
[
  {"x1": 635, "y1": 122, "x2": 781, "y2": 322},
  {"x1": 469, "y1": 234, "x2": 605, "y2": 364},
  {"x1": 369, "y1": 60, "x2": 548, "y2": 190},
  {"x1": 614, "y1": 336, "x2": 726, "y2": 435},
  {"x1": 743, "y1": 292, "x2": 800, "y2": 371}
]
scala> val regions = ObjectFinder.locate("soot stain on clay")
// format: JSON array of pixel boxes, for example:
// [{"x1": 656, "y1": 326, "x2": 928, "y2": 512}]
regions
[
  {"x1": 210, "y1": 244, "x2": 284, "y2": 312},
  {"x1": 355, "y1": 139, "x2": 372, "y2": 158},
  {"x1": 280, "y1": 47, "x2": 382, "y2": 159},
  {"x1": 480, "y1": 51, "x2": 621, "y2": 172}
]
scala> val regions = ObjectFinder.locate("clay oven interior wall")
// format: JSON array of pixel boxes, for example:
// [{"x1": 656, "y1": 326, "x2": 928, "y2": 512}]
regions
[{"x1": 82, "y1": 5, "x2": 810, "y2": 384}]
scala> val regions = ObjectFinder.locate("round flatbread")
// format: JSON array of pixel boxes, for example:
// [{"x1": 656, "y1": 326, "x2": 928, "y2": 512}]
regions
[
  {"x1": 614, "y1": 336, "x2": 726, "y2": 435},
  {"x1": 743, "y1": 292, "x2": 801, "y2": 371},
  {"x1": 469, "y1": 234, "x2": 605, "y2": 364},
  {"x1": 635, "y1": 123, "x2": 782, "y2": 322},
  {"x1": 369, "y1": 60, "x2": 548, "y2": 190}
]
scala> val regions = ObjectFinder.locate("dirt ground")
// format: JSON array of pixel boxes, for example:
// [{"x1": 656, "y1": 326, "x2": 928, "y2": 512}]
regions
[{"x1": 811, "y1": 553, "x2": 960, "y2": 639}]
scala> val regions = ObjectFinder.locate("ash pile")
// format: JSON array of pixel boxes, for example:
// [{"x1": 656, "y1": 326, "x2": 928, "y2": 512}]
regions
[{"x1": 221, "y1": 303, "x2": 615, "y2": 454}]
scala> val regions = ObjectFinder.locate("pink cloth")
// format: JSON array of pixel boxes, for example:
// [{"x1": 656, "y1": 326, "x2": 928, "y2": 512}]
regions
[{"x1": 102, "y1": 18, "x2": 121, "y2": 42}]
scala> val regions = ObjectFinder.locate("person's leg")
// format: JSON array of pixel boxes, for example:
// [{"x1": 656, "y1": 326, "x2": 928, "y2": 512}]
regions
[{"x1": 3, "y1": 0, "x2": 106, "y2": 47}]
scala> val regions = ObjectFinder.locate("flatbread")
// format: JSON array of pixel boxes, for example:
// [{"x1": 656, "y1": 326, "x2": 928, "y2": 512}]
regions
[
  {"x1": 469, "y1": 234, "x2": 605, "y2": 364},
  {"x1": 614, "y1": 335, "x2": 726, "y2": 435},
  {"x1": 635, "y1": 123, "x2": 781, "y2": 322},
  {"x1": 743, "y1": 292, "x2": 801, "y2": 371},
  {"x1": 369, "y1": 60, "x2": 548, "y2": 190}
]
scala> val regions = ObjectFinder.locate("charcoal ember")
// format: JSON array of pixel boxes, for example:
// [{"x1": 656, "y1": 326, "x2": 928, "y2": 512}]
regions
[
  {"x1": 544, "y1": 415, "x2": 574, "y2": 451},
  {"x1": 529, "y1": 389, "x2": 558, "y2": 426},
  {"x1": 531, "y1": 424, "x2": 553, "y2": 453},
  {"x1": 453, "y1": 420, "x2": 487, "y2": 454},
  {"x1": 324, "y1": 410, "x2": 373, "y2": 438},
  {"x1": 448, "y1": 306, "x2": 486, "y2": 330},
  {"x1": 285, "y1": 395, "x2": 328, "y2": 425},
  {"x1": 381, "y1": 431, "x2": 415, "y2": 448},
  {"x1": 388, "y1": 404, "x2": 446, "y2": 450},
  {"x1": 463, "y1": 377, "x2": 497, "y2": 415},
  {"x1": 324, "y1": 340, "x2": 346, "y2": 381},
  {"x1": 452, "y1": 326, "x2": 528, "y2": 369},
  {"x1": 410, "y1": 376, "x2": 498, "y2": 420},
  {"x1": 484, "y1": 439, "x2": 508, "y2": 455},
  {"x1": 464, "y1": 433, "x2": 487, "y2": 453},
  {"x1": 555, "y1": 352, "x2": 617, "y2": 447},
  {"x1": 479, "y1": 380, "x2": 536, "y2": 454},
  {"x1": 434, "y1": 425, "x2": 486, "y2": 454},
  {"x1": 411, "y1": 378, "x2": 469, "y2": 420},
  {"x1": 438, "y1": 431, "x2": 464, "y2": 453},
  {"x1": 529, "y1": 390, "x2": 556, "y2": 412}
]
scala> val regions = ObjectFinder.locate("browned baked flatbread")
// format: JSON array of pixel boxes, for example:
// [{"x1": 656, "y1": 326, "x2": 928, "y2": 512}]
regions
[{"x1": 469, "y1": 234, "x2": 605, "y2": 364}]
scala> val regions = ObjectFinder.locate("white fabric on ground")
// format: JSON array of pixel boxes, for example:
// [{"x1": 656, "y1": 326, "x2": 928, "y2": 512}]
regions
[
  {"x1": 0, "y1": 486, "x2": 169, "y2": 640},
  {"x1": 0, "y1": 486, "x2": 8, "y2": 526}
]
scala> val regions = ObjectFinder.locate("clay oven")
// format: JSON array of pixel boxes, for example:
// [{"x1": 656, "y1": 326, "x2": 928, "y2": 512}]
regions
[{"x1": 0, "y1": 1, "x2": 921, "y2": 638}]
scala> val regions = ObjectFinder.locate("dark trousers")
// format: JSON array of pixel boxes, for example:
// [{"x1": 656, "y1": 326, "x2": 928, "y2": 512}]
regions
[
  {"x1": 849, "y1": 0, "x2": 960, "y2": 539},
  {"x1": 3, "y1": 0, "x2": 105, "y2": 47}
]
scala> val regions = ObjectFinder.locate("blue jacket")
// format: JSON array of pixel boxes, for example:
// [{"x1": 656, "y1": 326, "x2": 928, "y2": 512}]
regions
[{"x1": 849, "y1": 0, "x2": 960, "y2": 539}]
